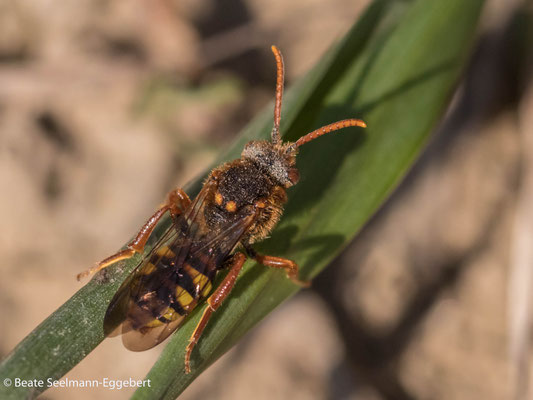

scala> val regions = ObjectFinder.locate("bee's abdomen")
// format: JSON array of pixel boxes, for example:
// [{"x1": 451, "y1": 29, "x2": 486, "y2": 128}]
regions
[{"x1": 138, "y1": 246, "x2": 216, "y2": 328}]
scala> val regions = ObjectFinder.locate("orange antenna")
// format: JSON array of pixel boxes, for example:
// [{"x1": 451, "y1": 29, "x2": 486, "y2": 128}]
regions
[
  {"x1": 294, "y1": 119, "x2": 367, "y2": 148},
  {"x1": 271, "y1": 45, "x2": 284, "y2": 145}
]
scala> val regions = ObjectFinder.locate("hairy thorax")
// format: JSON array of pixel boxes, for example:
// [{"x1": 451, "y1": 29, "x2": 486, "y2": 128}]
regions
[{"x1": 203, "y1": 159, "x2": 288, "y2": 245}]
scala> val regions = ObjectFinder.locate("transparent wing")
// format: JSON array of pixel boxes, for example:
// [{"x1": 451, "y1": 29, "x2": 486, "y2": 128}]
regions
[{"x1": 104, "y1": 181, "x2": 257, "y2": 351}]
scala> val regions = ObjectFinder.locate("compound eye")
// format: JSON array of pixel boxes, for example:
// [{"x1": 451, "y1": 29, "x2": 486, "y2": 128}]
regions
[{"x1": 288, "y1": 168, "x2": 299, "y2": 185}]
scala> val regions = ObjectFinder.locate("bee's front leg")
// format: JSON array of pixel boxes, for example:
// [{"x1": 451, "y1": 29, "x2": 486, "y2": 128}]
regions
[{"x1": 76, "y1": 188, "x2": 191, "y2": 281}]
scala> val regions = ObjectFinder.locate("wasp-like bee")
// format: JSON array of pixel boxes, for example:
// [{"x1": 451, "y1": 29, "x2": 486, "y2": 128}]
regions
[{"x1": 78, "y1": 46, "x2": 366, "y2": 374}]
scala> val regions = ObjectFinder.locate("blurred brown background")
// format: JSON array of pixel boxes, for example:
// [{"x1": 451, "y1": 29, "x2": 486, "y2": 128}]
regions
[{"x1": 1, "y1": 0, "x2": 533, "y2": 399}]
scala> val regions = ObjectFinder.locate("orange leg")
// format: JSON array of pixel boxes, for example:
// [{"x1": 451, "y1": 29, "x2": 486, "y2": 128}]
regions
[
  {"x1": 184, "y1": 252, "x2": 247, "y2": 374},
  {"x1": 76, "y1": 188, "x2": 191, "y2": 281},
  {"x1": 246, "y1": 246, "x2": 310, "y2": 287},
  {"x1": 166, "y1": 188, "x2": 191, "y2": 219},
  {"x1": 256, "y1": 255, "x2": 310, "y2": 287}
]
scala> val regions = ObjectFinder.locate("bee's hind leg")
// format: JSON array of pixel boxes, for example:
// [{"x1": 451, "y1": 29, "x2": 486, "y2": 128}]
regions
[
  {"x1": 184, "y1": 252, "x2": 247, "y2": 374},
  {"x1": 76, "y1": 188, "x2": 191, "y2": 281}
]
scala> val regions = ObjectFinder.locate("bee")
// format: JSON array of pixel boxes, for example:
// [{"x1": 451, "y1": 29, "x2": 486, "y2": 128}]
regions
[{"x1": 77, "y1": 46, "x2": 366, "y2": 374}]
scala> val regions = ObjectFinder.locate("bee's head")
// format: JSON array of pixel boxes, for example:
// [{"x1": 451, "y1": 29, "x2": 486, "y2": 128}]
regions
[
  {"x1": 241, "y1": 46, "x2": 366, "y2": 188},
  {"x1": 241, "y1": 140, "x2": 299, "y2": 188}
]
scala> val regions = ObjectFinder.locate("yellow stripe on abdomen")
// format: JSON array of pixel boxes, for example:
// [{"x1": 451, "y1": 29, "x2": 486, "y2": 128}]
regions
[
  {"x1": 175, "y1": 286, "x2": 195, "y2": 310},
  {"x1": 183, "y1": 264, "x2": 213, "y2": 298},
  {"x1": 143, "y1": 307, "x2": 183, "y2": 328},
  {"x1": 155, "y1": 245, "x2": 176, "y2": 259}
]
